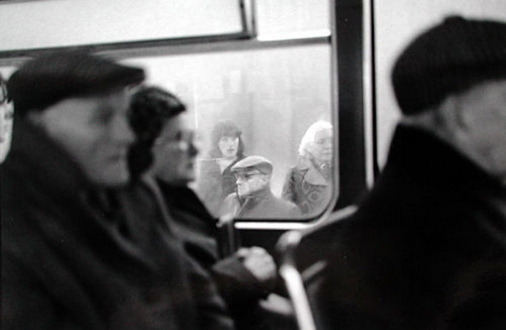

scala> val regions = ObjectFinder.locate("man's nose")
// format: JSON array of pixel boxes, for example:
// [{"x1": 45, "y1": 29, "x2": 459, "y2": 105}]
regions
[
  {"x1": 189, "y1": 142, "x2": 198, "y2": 156},
  {"x1": 188, "y1": 135, "x2": 199, "y2": 156}
]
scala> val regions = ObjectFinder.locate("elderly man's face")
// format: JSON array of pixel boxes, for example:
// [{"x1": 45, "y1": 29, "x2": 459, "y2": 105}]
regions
[
  {"x1": 29, "y1": 89, "x2": 134, "y2": 187},
  {"x1": 234, "y1": 169, "x2": 269, "y2": 197},
  {"x1": 458, "y1": 79, "x2": 506, "y2": 180}
]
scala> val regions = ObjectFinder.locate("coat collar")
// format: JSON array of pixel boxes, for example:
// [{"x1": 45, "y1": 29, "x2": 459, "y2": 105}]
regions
[
  {"x1": 385, "y1": 124, "x2": 503, "y2": 193},
  {"x1": 295, "y1": 157, "x2": 331, "y2": 186},
  {"x1": 239, "y1": 187, "x2": 274, "y2": 215},
  {"x1": 5, "y1": 119, "x2": 92, "y2": 200},
  {"x1": 244, "y1": 186, "x2": 273, "y2": 202},
  {"x1": 155, "y1": 178, "x2": 218, "y2": 224}
]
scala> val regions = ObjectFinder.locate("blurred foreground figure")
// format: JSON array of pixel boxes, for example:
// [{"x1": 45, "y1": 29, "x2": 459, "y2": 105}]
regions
[
  {"x1": 1, "y1": 52, "x2": 206, "y2": 329},
  {"x1": 129, "y1": 86, "x2": 291, "y2": 330},
  {"x1": 317, "y1": 16, "x2": 506, "y2": 330}
]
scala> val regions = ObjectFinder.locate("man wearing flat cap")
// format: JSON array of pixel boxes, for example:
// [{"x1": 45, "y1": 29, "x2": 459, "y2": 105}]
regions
[
  {"x1": 315, "y1": 16, "x2": 506, "y2": 330},
  {"x1": 221, "y1": 155, "x2": 300, "y2": 219},
  {"x1": 1, "y1": 51, "x2": 233, "y2": 330}
]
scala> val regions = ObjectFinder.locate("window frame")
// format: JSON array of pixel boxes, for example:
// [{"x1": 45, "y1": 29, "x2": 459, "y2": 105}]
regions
[{"x1": 0, "y1": 0, "x2": 254, "y2": 60}]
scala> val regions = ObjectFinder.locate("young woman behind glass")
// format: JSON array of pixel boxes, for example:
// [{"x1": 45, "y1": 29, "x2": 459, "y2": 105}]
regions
[{"x1": 197, "y1": 120, "x2": 246, "y2": 217}]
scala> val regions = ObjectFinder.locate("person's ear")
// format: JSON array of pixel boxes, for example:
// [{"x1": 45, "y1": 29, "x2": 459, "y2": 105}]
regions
[
  {"x1": 437, "y1": 94, "x2": 469, "y2": 132},
  {"x1": 455, "y1": 97, "x2": 477, "y2": 131}
]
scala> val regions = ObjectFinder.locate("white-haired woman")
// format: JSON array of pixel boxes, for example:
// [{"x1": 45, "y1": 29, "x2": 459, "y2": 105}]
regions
[{"x1": 282, "y1": 120, "x2": 333, "y2": 215}]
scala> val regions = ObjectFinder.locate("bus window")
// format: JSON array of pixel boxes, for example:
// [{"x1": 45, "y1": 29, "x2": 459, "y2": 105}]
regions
[
  {"x1": 0, "y1": 0, "x2": 352, "y2": 221},
  {"x1": 255, "y1": 0, "x2": 330, "y2": 36},
  {"x1": 123, "y1": 43, "x2": 334, "y2": 220},
  {"x1": 112, "y1": 0, "x2": 338, "y2": 221},
  {"x1": 0, "y1": 0, "x2": 244, "y2": 52}
]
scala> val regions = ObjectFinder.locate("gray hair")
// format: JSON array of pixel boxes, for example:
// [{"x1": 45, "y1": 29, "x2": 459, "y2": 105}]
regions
[{"x1": 298, "y1": 120, "x2": 333, "y2": 157}]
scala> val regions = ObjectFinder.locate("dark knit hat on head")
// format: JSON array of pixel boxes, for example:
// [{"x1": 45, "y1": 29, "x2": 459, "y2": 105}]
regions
[
  {"x1": 8, "y1": 51, "x2": 145, "y2": 117},
  {"x1": 392, "y1": 16, "x2": 506, "y2": 115}
]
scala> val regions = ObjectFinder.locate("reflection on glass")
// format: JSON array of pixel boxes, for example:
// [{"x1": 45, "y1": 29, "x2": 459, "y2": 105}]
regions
[{"x1": 123, "y1": 44, "x2": 335, "y2": 219}]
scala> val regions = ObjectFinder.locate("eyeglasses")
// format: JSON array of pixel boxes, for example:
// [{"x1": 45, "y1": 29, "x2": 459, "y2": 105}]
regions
[
  {"x1": 154, "y1": 130, "x2": 196, "y2": 148},
  {"x1": 234, "y1": 171, "x2": 264, "y2": 181}
]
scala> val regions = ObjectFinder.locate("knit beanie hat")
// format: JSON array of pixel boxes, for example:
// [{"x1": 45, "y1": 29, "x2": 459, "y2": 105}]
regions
[
  {"x1": 392, "y1": 16, "x2": 506, "y2": 115},
  {"x1": 8, "y1": 51, "x2": 145, "y2": 117}
]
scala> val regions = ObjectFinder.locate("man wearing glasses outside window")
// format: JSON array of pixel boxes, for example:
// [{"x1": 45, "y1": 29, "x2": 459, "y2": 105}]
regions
[{"x1": 221, "y1": 156, "x2": 300, "y2": 219}]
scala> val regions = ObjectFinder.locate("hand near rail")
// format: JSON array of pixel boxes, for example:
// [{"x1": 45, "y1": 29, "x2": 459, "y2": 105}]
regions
[{"x1": 237, "y1": 247, "x2": 277, "y2": 285}]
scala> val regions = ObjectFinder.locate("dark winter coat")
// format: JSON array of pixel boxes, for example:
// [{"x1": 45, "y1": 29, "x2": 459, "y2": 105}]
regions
[
  {"x1": 222, "y1": 187, "x2": 301, "y2": 219},
  {"x1": 157, "y1": 182, "x2": 274, "y2": 329},
  {"x1": 282, "y1": 158, "x2": 332, "y2": 216},
  {"x1": 315, "y1": 124, "x2": 506, "y2": 330},
  {"x1": 196, "y1": 157, "x2": 244, "y2": 217},
  {"x1": 1, "y1": 120, "x2": 231, "y2": 330}
]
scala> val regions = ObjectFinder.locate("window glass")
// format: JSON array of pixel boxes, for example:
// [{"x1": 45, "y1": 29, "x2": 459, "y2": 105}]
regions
[
  {"x1": 0, "y1": 0, "x2": 242, "y2": 52},
  {"x1": 255, "y1": 0, "x2": 330, "y2": 38},
  {"x1": 123, "y1": 44, "x2": 335, "y2": 219},
  {"x1": 0, "y1": 0, "x2": 335, "y2": 220}
]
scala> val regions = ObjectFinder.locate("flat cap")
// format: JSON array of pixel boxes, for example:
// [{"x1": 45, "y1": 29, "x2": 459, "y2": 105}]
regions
[
  {"x1": 231, "y1": 155, "x2": 273, "y2": 175},
  {"x1": 392, "y1": 16, "x2": 506, "y2": 115},
  {"x1": 8, "y1": 51, "x2": 145, "y2": 116}
]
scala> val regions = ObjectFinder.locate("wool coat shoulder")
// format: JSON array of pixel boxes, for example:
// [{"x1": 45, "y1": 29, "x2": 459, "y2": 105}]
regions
[
  {"x1": 316, "y1": 125, "x2": 506, "y2": 330},
  {"x1": 1, "y1": 121, "x2": 230, "y2": 330}
]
